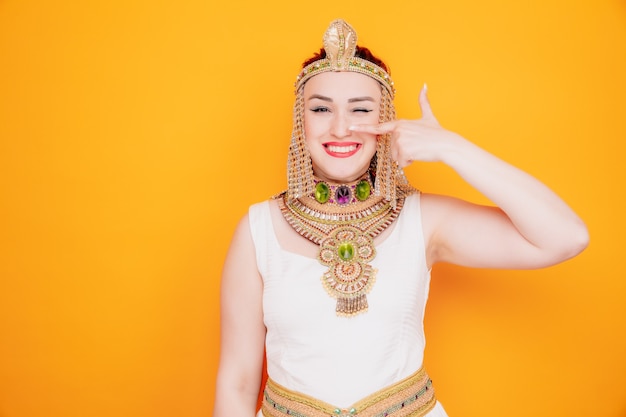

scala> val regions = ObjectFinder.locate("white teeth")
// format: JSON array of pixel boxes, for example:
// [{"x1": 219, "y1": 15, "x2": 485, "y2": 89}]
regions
[{"x1": 327, "y1": 144, "x2": 357, "y2": 153}]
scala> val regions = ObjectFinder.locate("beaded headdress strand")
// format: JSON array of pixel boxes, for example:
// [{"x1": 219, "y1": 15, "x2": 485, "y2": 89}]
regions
[{"x1": 287, "y1": 19, "x2": 414, "y2": 206}]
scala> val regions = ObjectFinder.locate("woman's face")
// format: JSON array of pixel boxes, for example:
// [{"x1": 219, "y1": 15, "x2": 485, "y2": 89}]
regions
[{"x1": 303, "y1": 71, "x2": 381, "y2": 183}]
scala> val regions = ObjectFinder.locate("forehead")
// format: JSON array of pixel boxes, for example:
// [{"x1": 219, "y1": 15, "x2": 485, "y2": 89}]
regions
[{"x1": 303, "y1": 71, "x2": 382, "y2": 100}]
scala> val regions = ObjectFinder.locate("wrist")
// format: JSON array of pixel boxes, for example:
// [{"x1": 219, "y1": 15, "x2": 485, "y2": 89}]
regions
[{"x1": 437, "y1": 132, "x2": 477, "y2": 166}]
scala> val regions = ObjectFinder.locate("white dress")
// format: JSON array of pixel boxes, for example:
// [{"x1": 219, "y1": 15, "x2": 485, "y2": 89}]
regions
[{"x1": 249, "y1": 193, "x2": 448, "y2": 416}]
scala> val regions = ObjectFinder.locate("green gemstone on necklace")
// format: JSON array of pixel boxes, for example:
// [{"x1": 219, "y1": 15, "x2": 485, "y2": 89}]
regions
[
  {"x1": 315, "y1": 181, "x2": 330, "y2": 203},
  {"x1": 338, "y1": 242, "x2": 355, "y2": 261},
  {"x1": 355, "y1": 180, "x2": 371, "y2": 201}
]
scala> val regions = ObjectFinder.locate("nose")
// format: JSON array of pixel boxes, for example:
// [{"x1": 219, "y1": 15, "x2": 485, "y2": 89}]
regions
[{"x1": 330, "y1": 113, "x2": 351, "y2": 138}]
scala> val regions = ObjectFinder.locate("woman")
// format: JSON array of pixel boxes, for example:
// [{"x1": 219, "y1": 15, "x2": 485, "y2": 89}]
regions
[{"x1": 214, "y1": 19, "x2": 588, "y2": 417}]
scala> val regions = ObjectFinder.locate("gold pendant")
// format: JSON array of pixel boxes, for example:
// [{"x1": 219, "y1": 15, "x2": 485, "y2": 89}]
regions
[{"x1": 318, "y1": 226, "x2": 377, "y2": 316}]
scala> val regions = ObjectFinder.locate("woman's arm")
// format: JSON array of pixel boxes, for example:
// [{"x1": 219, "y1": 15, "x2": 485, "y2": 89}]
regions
[
  {"x1": 214, "y1": 214, "x2": 266, "y2": 417},
  {"x1": 351, "y1": 86, "x2": 589, "y2": 269}
]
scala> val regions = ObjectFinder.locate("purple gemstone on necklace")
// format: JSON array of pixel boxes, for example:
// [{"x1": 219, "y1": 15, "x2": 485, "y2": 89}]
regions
[{"x1": 335, "y1": 185, "x2": 351, "y2": 205}]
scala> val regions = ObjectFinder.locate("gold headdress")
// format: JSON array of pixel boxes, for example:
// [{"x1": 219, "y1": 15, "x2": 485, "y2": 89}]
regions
[
  {"x1": 286, "y1": 19, "x2": 414, "y2": 206},
  {"x1": 294, "y1": 20, "x2": 395, "y2": 97}
]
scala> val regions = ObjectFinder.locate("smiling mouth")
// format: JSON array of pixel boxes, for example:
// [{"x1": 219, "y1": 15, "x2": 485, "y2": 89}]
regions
[{"x1": 324, "y1": 143, "x2": 361, "y2": 157}]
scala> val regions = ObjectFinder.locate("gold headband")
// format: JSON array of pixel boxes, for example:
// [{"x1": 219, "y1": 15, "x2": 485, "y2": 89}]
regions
[{"x1": 294, "y1": 19, "x2": 395, "y2": 97}]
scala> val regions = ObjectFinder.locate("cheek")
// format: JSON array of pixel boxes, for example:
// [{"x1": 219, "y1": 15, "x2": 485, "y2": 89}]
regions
[
  {"x1": 365, "y1": 137, "x2": 378, "y2": 155},
  {"x1": 369, "y1": 109, "x2": 381, "y2": 124},
  {"x1": 303, "y1": 113, "x2": 327, "y2": 140},
  {"x1": 350, "y1": 110, "x2": 380, "y2": 132}
]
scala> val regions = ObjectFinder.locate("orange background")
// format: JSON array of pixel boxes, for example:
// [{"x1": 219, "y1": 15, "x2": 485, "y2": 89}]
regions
[{"x1": 1, "y1": 1, "x2": 625, "y2": 416}]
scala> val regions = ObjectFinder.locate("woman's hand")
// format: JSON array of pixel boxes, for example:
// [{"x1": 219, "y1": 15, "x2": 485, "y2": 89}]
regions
[{"x1": 349, "y1": 84, "x2": 466, "y2": 167}]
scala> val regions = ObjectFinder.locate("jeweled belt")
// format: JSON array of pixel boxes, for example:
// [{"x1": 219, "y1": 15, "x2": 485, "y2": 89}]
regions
[{"x1": 261, "y1": 367, "x2": 436, "y2": 417}]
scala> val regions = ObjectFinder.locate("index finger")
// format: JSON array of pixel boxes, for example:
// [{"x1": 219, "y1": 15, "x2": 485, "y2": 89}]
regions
[{"x1": 349, "y1": 121, "x2": 397, "y2": 135}]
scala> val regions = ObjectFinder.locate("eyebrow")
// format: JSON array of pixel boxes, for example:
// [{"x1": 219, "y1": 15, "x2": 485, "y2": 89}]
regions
[{"x1": 307, "y1": 94, "x2": 376, "y2": 103}]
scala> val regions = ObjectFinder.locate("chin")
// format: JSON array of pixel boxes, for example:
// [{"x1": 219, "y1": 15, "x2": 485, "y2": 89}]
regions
[
  {"x1": 318, "y1": 165, "x2": 369, "y2": 182},
  {"x1": 321, "y1": 170, "x2": 368, "y2": 183}
]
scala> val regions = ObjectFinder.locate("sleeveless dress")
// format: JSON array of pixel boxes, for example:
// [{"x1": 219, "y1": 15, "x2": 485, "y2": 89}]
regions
[{"x1": 249, "y1": 193, "x2": 448, "y2": 416}]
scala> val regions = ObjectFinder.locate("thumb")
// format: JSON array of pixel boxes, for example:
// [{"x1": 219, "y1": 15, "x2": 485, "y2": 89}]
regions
[{"x1": 419, "y1": 83, "x2": 438, "y2": 123}]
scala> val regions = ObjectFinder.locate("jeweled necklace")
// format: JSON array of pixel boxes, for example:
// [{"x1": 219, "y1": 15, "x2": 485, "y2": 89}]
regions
[{"x1": 279, "y1": 174, "x2": 405, "y2": 317}]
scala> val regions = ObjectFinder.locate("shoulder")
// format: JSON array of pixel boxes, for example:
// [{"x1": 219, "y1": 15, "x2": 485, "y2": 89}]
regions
[
  {"x1": 247, "y1": 193, "x2": 284, "y2": 222},
  {"x1": 417, "y1": 192, "x2": 476, "y2": 252},
  {"x1": 420, "y1": 191, "x2": 486, "y2": 229},
  {"x1": 233, "y1": 197, "x2": 274, "y2": 242},
  {"x1": 240, "y1": 195, "x2": 287, "y2": 245},
  {"x1": 420, "y1": 192, "x2": 475, "y2": 220}
]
